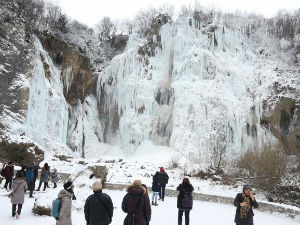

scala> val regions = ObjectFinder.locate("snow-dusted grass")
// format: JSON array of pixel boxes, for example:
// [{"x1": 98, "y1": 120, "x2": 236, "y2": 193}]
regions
[{"x1": 0, "y1": 185, "x2": 298, "y2": 225}]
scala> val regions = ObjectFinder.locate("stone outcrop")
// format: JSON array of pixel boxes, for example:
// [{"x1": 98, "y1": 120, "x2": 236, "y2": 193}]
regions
[
  {"x1": 0, "y1": 136, "x2": 44, "y2": 166},
  {"x1": 39, "y1": 33, "x2": 97, "y2": 105},
  {"x1": 262, "y1": 97, "x2": 300, "y2": 156}
]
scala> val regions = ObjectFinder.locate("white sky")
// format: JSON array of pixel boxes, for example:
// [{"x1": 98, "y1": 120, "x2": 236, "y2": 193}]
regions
[{"x1": 50, "y1": 0, "x2": 300, "y2": 27}]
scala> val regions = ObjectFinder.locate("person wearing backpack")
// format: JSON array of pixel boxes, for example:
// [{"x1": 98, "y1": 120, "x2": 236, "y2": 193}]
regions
[
  {"x1": 122, "y1": 180, "x2": 151, "y2": 225},
  {"x1": 177, "y1": 178, "x2": 194, "y2": 225},
  {"x1": 11, "y1": 170, "x2": 28, "y2": 219},
  {"x1": 234, "y1": 185, "x2": 259, "y2": 225},
  {"x1": 56, "y1": 181, "x2": 75, "y2": 225},
  {"x1": 151, "y1": 172, "x2": 160, "y2": 206},
  {"x1": 158, "y1": 167, "x2": 169, "y2": 201},
  {"x1": 84, "y1": 181, "x2": 113, "y2": 225},
  {"x1": 36, "y1": 163, "x2": 50, "y2": 191},
  {"x1": 3, "y1": 162, "x2": 14, "y2": 190},
  {"x1": 25, "y1": 165, "x2": 35, "y2": 198}
]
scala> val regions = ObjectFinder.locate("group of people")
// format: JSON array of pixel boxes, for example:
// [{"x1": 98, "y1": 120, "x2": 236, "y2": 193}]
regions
[
  {"x1": 1, "y1": 162, "x2": 59, "y2": 217},
  {"x1": 2, "y1": 162, "x2": 259, "y2": 225}
]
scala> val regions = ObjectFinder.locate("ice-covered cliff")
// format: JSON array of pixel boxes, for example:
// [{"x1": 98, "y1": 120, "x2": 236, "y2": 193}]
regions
[{"x1": 1, "y1": 12, "x2": 299, "y2": 167}]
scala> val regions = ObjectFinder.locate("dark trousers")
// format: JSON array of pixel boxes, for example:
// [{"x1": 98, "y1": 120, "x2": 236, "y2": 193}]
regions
[
  {"x1": 12, "y1": 204, "x2": 23, "y2": 216},
  {"x1": 37, "y1": 181, "x2": 48, "y2": 191},
  {"x1": 28, "y1": 182, "x2": 34, "y2": 197},
  {"x1": 4, "y1": 177, "x2": 12, "y2": 189},
  {"x1": 178, "y1": 209, "x2": 190, "y2": 225},
  {"x1": 159, "y1": 184, "x2": 166, "y2": 200}
]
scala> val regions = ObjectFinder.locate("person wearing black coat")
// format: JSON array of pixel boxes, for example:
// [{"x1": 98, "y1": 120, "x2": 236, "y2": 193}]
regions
[
  {"x1": 84, "y1": 181, "x2": 114, "y2": 225},
  {"x1": 177, "y1": 178, "x2": 194, "y2": 225},
  {"x1": 234, "y1": 185, "x2": 259, "y2": 225},
  {"x1": 158, "y1": 167, "x2": 169, "y2": 201},
  {"x1": 151, "y1": 172, "x2": 160, "y2": 206}
]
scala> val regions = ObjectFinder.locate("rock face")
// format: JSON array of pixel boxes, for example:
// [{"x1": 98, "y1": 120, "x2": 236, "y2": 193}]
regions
[
  {"x1": 88, "y1": 165, "x2": 108, "y2": 184},
  {"x1": 263, "y1": 98, "x2": 300, "y2": 157},
  {"x1": 0, "y1": 136, "x2": 44, "y2": 166},
  {"x1": 39, "y1": 33, "x2": 97, "y2": 105}
]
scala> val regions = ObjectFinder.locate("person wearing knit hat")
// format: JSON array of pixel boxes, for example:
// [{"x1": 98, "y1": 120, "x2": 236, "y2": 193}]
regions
[
  {"x1": 84, "y1": 181, "x2": 113, "y2": 225},
  {"x1": 56, "y1": 181, "x2": 75, "y2": 225},
  {"x1": 158, "y1": 167, "x2": 169, "y2": 201},
  {"x1": 233, "y1": 185, "x2": 259, "y2": 225},
  {"x1": 122, "y1": 180, "x2": 151, "y2": 225}
]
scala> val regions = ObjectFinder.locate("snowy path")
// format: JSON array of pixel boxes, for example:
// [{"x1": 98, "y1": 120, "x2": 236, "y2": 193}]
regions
[{"x1": 0, "y1": 189, "x2": 299, "y2": 225}]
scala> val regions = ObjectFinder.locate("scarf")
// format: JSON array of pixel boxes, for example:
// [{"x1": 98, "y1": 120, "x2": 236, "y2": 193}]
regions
[{"x1": 240, "y1": 192, "x2": 251, "y2": 218}]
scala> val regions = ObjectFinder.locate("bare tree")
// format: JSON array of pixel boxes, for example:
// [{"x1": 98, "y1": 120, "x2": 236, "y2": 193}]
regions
[{"x1": 96, "y1": 17, "x2": 116, "y2": 42}]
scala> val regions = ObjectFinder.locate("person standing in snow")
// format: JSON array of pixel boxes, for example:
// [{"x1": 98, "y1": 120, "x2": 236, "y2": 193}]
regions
[
  {"x1": 151, "y1": 172, "x2": 160, "y2": 206},
  {"x1": 25, "y1": 165, "x2": 35, "y2": 198},
  {"x1": 36, "y1": 163, "x2": 50, "y2": 191},
  {"x1": 158, "y1": 167, "x2": 169, "y2": 201},
  {"x1": 84, "y1": 181, "x2": 114, "y2": 225},
  {"x1": 234, "y1": 185, "x2": 259, "y2": 225},
  {"x1": 11, "y1": 170, "x2": 28, "y2": 219},
  {"x1": 3, "y1": 161, "x2": 14, "y2": 190},
  {"x1": 32, "y1": 163, "x2": 39, "y2": 189},
  {"x1": 122, "y1": 180, "x2": 151, "y2": 225},
  {"x1": 56, "y1": 181, "x2": 75, "y2": 225},
  {"x1": 177, "y1": 178, "x2": 194, "y2": 225},
  {"x1": 51, "y1": 168, "x2": 58, "y2": 188}
]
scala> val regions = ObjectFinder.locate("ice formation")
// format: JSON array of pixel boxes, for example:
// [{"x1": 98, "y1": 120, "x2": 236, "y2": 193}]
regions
[{"x1": 23, "y1": 18, "x2": 287, "y2": 164}]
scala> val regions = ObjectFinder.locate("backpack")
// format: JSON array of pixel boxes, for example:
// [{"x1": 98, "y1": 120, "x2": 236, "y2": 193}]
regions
[
  {"x1": 51, "y1": 198, "x2": 61, "y2": 220},
  {"x1": 182, "y1": 192, "x2": 193, "y2": 208}
]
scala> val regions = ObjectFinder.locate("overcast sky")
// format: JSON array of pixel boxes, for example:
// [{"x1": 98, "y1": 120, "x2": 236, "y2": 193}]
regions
[{"x1": 49, "y1": 0, "x2": 300, "y2": 27}]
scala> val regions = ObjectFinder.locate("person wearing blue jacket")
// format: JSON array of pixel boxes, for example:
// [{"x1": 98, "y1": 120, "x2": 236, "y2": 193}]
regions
[{"x1": 25, "y1": 166, "x2": 35, "y2": 198}]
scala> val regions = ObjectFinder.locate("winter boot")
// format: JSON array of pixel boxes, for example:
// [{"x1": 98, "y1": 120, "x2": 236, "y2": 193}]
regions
[
  {"x1": 152, "y1": 201, "x2": 155, "y2": 205},
  {"x1": 154, "y1": 202, "x2": 158, "y2": 206},
  {"x1": 15, "y1": 213, "x2": 20, "y2": 219}
]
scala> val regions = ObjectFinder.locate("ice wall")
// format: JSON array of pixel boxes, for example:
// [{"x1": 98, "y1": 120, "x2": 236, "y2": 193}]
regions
[
  {"x1": 97, "y1": 18, "x2": 273, "y2": 163},
  {"x1": 26, "y1": 37, "x2": 68, "y2": 148}
]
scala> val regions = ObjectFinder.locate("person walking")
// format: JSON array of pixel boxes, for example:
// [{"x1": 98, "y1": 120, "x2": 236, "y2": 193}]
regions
[
  {"x1": 36, "y1": 163, "x2": 50, "y2": 191},
  {"x1": 51, "y1": 169, "x2": 58, "y2": 188},
  {"x1": 122, "y1": 180, "x2": 151, "y2": 225},
  {"x1": 56, "y1": 181, "x2": 75, "y2": 225},
  {"x1": 11, "y1": 170, "x2": 28, "y2": 219},
  {"x1": 3, "y1": 162, "x2": 14, "y2": 190},
  {"x1": 177, "y1": 178, "x2": 194, "y2": 225},
  {"x1": 25, "y1": 165, "x2": 35, "y2": 198},
  {"x1": 151, "y1": 172, "x2": 160, "y2": 206},
  {"x1": 234, "y1": 185, "x2": 259, "y2": 225},
  {"x1": 84, "y1": 181, "x2": 113, "y2": 225},
  {"x1": 158, "y1": 167, "x2": 169, "y2": 201}
]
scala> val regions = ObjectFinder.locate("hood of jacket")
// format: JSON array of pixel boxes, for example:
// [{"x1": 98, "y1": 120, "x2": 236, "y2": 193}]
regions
[
  {"x1": 58, "y1": 189, "x2": 73, "y2": 199},
  {"x1": 13, "y1": 177, "x2": 26, "y2": 183},
  {"x1": 127, "y1": 185, "x2": 146, "y2": 195}
]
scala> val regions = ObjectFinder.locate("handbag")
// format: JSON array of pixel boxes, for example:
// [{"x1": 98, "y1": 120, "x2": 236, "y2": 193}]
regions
[
  {"x1": 8, "y1": 182, "x2": 21, "y2": 199},
  {"x1": 123, "y1": 194, "x2": 143, "y2": 225}
]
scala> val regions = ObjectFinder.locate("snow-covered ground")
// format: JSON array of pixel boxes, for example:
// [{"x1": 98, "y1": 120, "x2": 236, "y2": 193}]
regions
[{"x1": 0, "y1": 184, "x2": 299, "y2": 225}]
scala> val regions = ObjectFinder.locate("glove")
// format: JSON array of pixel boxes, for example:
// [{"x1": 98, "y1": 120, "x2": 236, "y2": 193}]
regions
[{"x1": 72, "y1": 194, "x2": 77, "y2": 200}]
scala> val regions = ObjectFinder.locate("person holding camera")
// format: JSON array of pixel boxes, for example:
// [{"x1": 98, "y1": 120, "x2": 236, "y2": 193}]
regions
[{"x1": 234, "y1": 185, "x2": 259, "y2": 225}]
